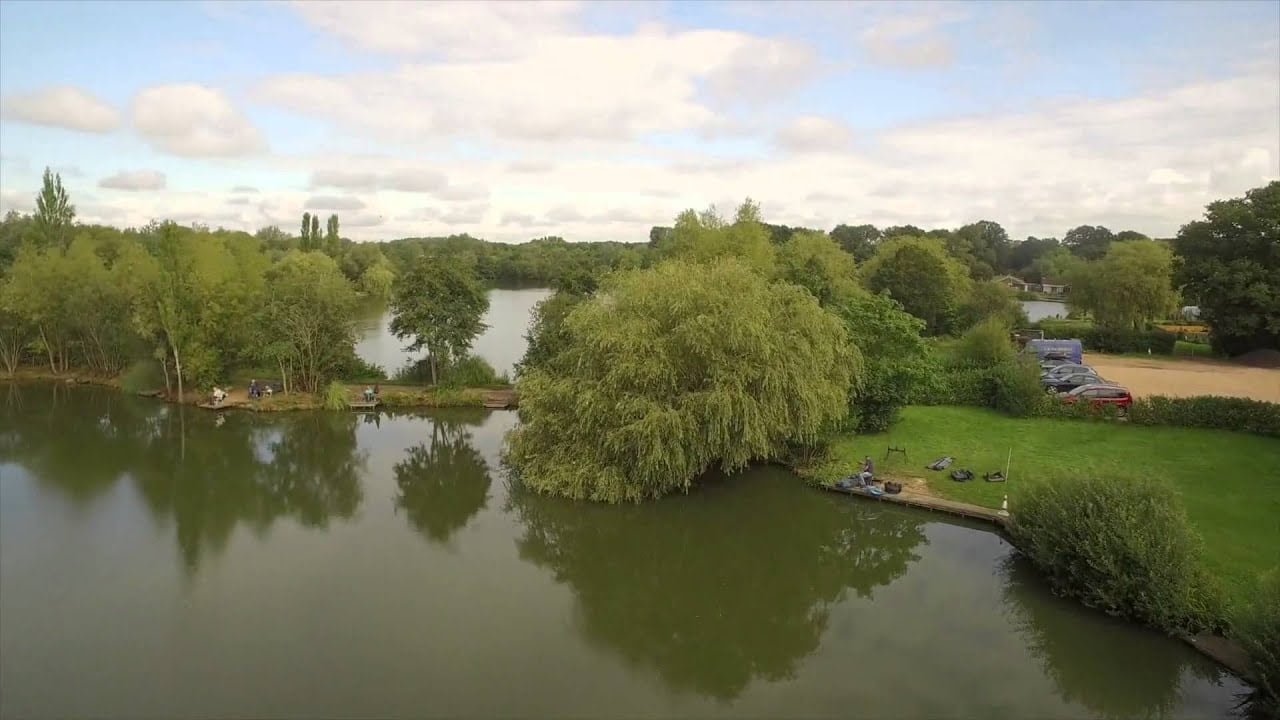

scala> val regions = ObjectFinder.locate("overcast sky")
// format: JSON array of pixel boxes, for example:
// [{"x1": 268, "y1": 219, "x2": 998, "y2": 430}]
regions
[{"x1": 1, "y1": 0, "x2": 1277, "y2": 242}]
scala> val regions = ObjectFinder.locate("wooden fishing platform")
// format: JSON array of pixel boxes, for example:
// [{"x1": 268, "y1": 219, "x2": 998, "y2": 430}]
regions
[
  {"x1": 350, "y1": 399, "x2": 380, "y2": 410},
  {"x1": 483, "y1": 390, "x2": 518, "y2": 409},
  {"x1": 820, "y1": 483, "x2": 1009, "y2": 528},
  {"x1": 197, "y1": 400, "x2": 245, "y2": 411}
]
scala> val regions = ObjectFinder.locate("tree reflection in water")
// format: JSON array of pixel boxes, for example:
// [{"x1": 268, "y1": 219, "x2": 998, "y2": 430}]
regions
[
  {"x1": 999, "y1": 555, "x2": 1224, "y2": 720},
  {"x1": 392, "y1": 408, "x2": 490, "y2": 545},
  {"x1": 506, "y1": 472, "x2": 928, "y2": 701},
  {"x1": 1, "y1": 384, "x2": 366, "y2": 574}
]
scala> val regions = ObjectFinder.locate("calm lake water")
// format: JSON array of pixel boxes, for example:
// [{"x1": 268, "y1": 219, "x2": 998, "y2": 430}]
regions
[
  {"x1": 356, "y1": 287, "x2": 554, "y2": 379},
  {"x1": 0, "y1": 383, "x2": 1246, "y2": 719},
  {"x1": 1023, "y1": 299, "x2": 1069, "y2": 323}
]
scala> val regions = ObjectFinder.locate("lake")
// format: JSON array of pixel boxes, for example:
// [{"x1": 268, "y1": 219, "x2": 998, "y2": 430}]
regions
[
  {"x1": 0, "y1": 383, "x2": 1247, "y2": 718},
  {"x1": 1022, "y1": 299, "x2": 1069, "y2": 323},
  {"x1": 356, "y1": 287, "x2": 554, "y2": 379}
]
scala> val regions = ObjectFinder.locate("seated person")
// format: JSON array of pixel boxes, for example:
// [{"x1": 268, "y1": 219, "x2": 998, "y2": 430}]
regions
[{"x1": 858, "y1": 456, "x2": 875, "y2": 485}]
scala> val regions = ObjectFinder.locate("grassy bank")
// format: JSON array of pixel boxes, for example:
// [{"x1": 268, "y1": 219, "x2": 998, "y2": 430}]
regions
[{"x1": 805, "y1": 405, "x2": 1280, "y2": 611}]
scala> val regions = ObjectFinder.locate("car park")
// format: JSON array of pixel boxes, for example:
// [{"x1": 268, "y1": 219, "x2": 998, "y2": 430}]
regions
[{"x1": 1043, "y1": 372, "x2": 1105, "y2": 392}]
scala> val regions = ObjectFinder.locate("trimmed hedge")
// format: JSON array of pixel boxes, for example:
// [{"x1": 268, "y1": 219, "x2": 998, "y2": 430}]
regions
[
  {"x1": 1129, "y1": 395, "x2": 1280, "y2": 438},
  {"x1": 1036, "y1": 320, "x2": 1178, "y2": 355}
]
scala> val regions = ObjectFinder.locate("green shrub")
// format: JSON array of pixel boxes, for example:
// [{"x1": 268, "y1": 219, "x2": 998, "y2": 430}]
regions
[
  {"x1": 1086, "y1": 327, "x2": 1177, "y2": 354},
  {"x1": 1130, "y1": 395, "x2": 1280, "y2": 438},
  {"x1": 1009, "y1": 476, "x2": 1220, "y2": 635},
  {"x1": 322, "y1": 381, "x2": 349, "y2": 410},
  {"x1": 954, "y1": 317, "x2": 1015, "y2": 369},
  {"x1": 440, "y1": 354, "x2": 506, "y2": 388},
  {"x1": 992, "y1": 359, "x2": 1046, "y2": 417},
  {"x1": 1234, "y1": 571, "x2": 1280, "y2": 716},
  {"x1": 1037, "y1": 319, "x2": 1093, "y2": 339},
  {"x1": 340, "y1": 355, "x2": 386, "y2": 382}
]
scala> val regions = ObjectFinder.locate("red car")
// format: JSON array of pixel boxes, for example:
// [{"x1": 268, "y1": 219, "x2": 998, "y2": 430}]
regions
[{"x1": 1062, "y1": 384, "x2": 1134, "y2": 413}]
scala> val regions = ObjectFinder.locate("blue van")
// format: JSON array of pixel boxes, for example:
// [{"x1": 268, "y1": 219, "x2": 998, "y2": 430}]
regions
[{"x1": 1025, "y1": 338, "x2": 1083, "y2": 364}]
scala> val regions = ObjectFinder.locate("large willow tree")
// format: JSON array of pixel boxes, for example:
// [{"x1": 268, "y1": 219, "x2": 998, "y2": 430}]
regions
[{"x1": 505, "y1": 258, "x2": 859, "y2": 503}]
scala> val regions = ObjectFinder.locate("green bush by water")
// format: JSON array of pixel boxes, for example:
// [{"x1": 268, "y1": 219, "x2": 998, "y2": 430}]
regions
[
  {"x1": 119, "y1": 359, "x2": 164, "y2": 393},
  {"x1": 1234, "y1": 571, "x2": 1280, "y2": 716},
  {"x1": 322, "y1": 381, "x2": 349, "y2": 410},
  {"x1": 1009, "y1": 476, "x2": 1220, "y2": 636}
]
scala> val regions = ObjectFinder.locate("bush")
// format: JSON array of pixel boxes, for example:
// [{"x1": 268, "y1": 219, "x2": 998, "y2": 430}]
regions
[
  {"x1": 441, "y1": 355, "x2": 507, "y2": 388},
  {"x1": 1009, "y1": 476, "x2": 1220, "y2": 635},
  {"x1": 1234, "y1": 571, "x2": 1280, "y2": 717},
  {"x1": 992, "y1": 358, "x2": 1046, "y2": 417},
  {"x1": 1086, "y1": 327, "x2": 1177, "y2": 354},
  {"x1": 119, "y1": 359, "x2": 164, "y2": 393},
  {"x1": 340, "y1": 354, "x2": 386, "y2": 382},
  {"x1": 1130, "y1": 395, "x2": 1280, "y2": 438},
  {"x1": 1037, "y1": 320, "x2": 1178, "y2": 355},
  {"x1": 322, "y1": 381, "x2": 348, "y2": 410},
  {"x1": 954, "y1": 317, "x2": 1015, "y2": 368}
]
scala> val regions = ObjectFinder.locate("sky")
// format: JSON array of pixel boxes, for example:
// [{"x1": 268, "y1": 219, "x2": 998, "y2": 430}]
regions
[{"x1": 0, "y1": 0, "x2": 1277, "y2": 243}]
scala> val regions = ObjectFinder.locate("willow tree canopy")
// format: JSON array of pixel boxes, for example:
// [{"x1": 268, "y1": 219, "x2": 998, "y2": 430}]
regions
[{"x1": 505, "y1": 258, "x2": 860, "y2": 503}]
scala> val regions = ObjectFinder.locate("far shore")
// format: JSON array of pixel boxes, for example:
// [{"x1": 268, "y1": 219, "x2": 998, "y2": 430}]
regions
[{"x1": 1, "y1": 369, "x2": 515, "y2": 411}]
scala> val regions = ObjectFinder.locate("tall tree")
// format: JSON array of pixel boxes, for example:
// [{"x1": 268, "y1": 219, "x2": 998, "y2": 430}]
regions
[
  {"x1": 776, "y1": 230, "x2": 861, "y2": 307},
  {"x1": 830, "y1": 224, "x2": 881, "y2": 262},
  {"x1": 655, "y1": 199, "x2": 775, "y2": 276},
  {"x1": 1173, "y1": 181, "x2": 1280, "y2": 355},
  {"x1": 33, "y1": 167, "x2": 75, "y2": 250},
  {"x1": 951, "y1": 220, "x2": 1011, "y2": 278},
  {"x1": 861, "y1": 236, "x2": 972, "y2": 335},
  {"x1": 506, "y1": 257, "x2": 858, "y2": 503},
  {"x1": 1009, "y1": 236, "x2": 1060, "y2": 279},
  {"x1": 324, "y1": 214, "x2": 340, "y2": 255},
  {"x1": 258, "y1": 251, "x2": 359, "y2": 392},
  {"x1": 310, "y1": 215, "x2": 320, "y2": 247},
  {"x1": 1064, "y1": 225, "x2": 1116, "y2": 261},
  {"x1": 300, "y1": 212, "x2": 312, "y2": 249},
  {"x1": 389, "y1": 255, "x2": 489, "y2": 385},
  {"x1": 1068, "y1": 240, "x2": 1177, "y2": 330}
]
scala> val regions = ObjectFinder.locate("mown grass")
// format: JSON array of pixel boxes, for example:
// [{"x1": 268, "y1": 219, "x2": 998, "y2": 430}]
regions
[{"x1": 809, "y1": 405, "x2": 1280, "y2": 611}]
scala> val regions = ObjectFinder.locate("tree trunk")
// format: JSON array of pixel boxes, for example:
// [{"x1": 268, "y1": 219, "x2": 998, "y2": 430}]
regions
[
  {"x1": 172, "y1": 343, "x2": 184, "y2": 404},
  {"x1": 160, "y1": 356, "x2": 171, "y2": 394},
  {"x1": 39, "y1": 326, "x2": 56, "y2": 374},
  {"x1": 429, "y1": 353, "x2": 438, "y2": 386}
]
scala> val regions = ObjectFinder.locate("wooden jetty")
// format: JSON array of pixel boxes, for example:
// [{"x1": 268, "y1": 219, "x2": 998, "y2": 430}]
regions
[
  {"x1": 349, "y1": 399, "x2": 380, "y2": 410},
  {"x1": 820, "y1": 483, "x2": 1009, "y2": 528},
  {"x1": 483, "y1": 390, "x2": 518, "y2": 409},
  {"x1": 197, "y1": 400, "x2": 244, "y2": 411}
]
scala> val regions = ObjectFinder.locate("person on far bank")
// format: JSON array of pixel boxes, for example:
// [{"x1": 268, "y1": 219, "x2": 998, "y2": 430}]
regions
[{"x1": 859, "y1": 456, "x2": 875, "y2": 485}]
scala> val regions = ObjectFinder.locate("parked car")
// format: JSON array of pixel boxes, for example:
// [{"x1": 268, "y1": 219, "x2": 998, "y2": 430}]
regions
[
  {"x1": 1043, "y1": 373, "x2": 1105, "y2": 392},
  {"x1": 1042, "y1": 363, "x2": 1094, "y2": 378},
  {"x1": 1061, "y1": 384, "x2": 1134, "y2": 413}
]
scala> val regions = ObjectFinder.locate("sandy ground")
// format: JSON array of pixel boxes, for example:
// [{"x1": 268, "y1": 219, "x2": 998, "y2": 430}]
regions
[{"x1": 1086, "y1": 355, "x2": 1280, "y2": 402}]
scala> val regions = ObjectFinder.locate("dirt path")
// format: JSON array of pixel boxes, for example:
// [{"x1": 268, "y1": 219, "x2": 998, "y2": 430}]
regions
[{"x1": 1086, "y1": 355, "x2": 1280, "y2": 402}]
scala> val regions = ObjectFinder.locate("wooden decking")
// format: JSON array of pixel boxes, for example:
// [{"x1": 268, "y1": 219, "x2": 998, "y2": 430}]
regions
[
  {"x1": 483, "y1": 390, "x2": 518, "y2": 409},
  {"x1": 350, "y1": 399, "x2": 380, "y2": 410},
  {"x1": 820, "y1": 483, "x2": 1009, "y2": 528}
]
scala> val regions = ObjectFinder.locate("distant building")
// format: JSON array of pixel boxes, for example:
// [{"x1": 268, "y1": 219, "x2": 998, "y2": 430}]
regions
[
  {"x1": 997, "y1": 275, "x2": 1029, "y2": 292},
  {"x1": 1038, "y1": 282, "x2": 1069, "y2": 296},
  {"x1": 1181, "y1": 306, "x2": 1201, "y2": 321}
]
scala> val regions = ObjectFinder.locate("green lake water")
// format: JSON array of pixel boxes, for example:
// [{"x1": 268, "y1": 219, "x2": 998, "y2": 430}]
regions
[{"x1": 0, "y1": 382, "x2": 1247, "y2": 718}]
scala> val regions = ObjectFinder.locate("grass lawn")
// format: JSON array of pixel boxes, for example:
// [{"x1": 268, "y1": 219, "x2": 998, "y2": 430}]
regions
[{"x1": 810, "y1": 406, "x2": 1280, "y2": 609}]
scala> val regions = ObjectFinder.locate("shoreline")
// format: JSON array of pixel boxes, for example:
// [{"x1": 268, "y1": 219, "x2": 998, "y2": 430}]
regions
[{"x1": 1, "y1": 370, "x2": 515, "y2": 412}]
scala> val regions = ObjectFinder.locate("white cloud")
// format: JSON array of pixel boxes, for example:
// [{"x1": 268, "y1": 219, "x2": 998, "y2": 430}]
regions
[
  {"x1": 132, "y1": 84, "x2": 265, "y2": 157},
  {"x1": 256, "y1": 25, "x2": 814, "y2": 144},
  {"x1": 305, "y1": 195, "x2": 367, "y2": 211},
  {"x1": 310, "y1": 167, "x2": 448, "y2": 193},
  {"x1": 99, "y1": 170, "x2": 167, "y2": 191},
  {"x1": 227, "y1": 196, "x2": 251, "y2": 206},
  {"x1": 775, "y1": 116, "x2": 854, "y2": 154},
  {"x1": 860, "y1": 8, "x2": 962, "y2": 69},
  {"x1": 291, "y1": 0, "x2": 581, "y2": 59},
  {"x1": 231, "y1": 185, "x2": 260, "y2": 193},
  {"x1": 1, "y1": 86, "x2": 121, "y2": 133}
]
